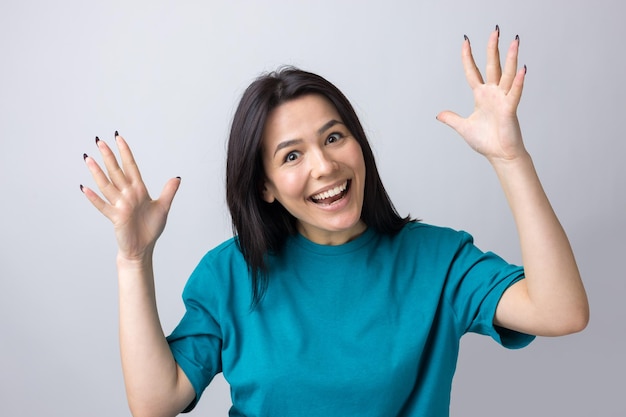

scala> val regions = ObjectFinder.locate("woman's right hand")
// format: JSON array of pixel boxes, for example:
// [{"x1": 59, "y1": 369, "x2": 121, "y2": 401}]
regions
[{"x1": 81, "y1": 133, "x2": 181, "y2": 262}]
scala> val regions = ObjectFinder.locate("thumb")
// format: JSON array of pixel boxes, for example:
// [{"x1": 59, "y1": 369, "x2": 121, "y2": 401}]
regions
[
  {"x1": 158, "y1": 176, "x2": 182, "y2": 211},
  {"x1": 436, "y1": 110, "x2": 465, "y2": 134}
]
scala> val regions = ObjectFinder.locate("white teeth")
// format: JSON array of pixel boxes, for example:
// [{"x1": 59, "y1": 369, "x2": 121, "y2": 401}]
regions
[{"x1": 311, "y1": 181, "x2": 348, "y2": 201}]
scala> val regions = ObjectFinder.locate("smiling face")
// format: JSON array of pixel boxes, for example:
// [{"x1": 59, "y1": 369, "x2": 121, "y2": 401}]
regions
[{"x1": 261, "y1": 94, "x2": 367, "y2": 245}]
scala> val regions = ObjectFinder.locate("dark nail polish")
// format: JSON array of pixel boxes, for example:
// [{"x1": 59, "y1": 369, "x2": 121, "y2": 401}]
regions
[
  {"x1": 464, "y1": 34, "x2": 470, "y2": 44},
  {"x1": 515, "y1": 34, "x2": 520, "y2": 43},
  {"x1": 115, "y1": 130, "x2": 119, "y2": 138},
  {"x1": 496, "y1": 25, "x2": 500, "y2": 37},
  {"x1": 524, "y1": 64, "x2": 527, "y2": 74},
  {"x1": 176, "y1": 176, "x2": 181, "y2": 180},
  {"x1": 80, "y1": 184, "x2": 84, "y2": 192},
  {"x1": 95, "y1": 136, "x2": 100, "y2": 145},
  {"x1": 83, "y1": 153, "x2": 88, "y2": 160}
]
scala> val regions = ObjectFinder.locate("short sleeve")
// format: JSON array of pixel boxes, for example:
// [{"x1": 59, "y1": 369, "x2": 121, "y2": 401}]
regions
[
  {"x1": 166, "y1": 256, "x2": 223, "y2": 412},
  {"x1": 445, "y1": 231, "x2": 535, "y2": 349}
]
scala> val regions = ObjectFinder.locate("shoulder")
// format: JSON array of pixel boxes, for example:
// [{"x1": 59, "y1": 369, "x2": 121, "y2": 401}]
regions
[
  {"x1": 363, "y1": 222, "x2": 476, "y2": 267},
  {"x1": 201, "y1": 237, "x2": 242, "y2": 261},
  {"x1": 181, "y1": 236, "x2": 252, "y2": 310},
  {"x1": 392, "y1": 222, "x2": 474, "y2": 248},
  {"x1": 185, "y1": 237, "x2": 247, "y2": 289}
]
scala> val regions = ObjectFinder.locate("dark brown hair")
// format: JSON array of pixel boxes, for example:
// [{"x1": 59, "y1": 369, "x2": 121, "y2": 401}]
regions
[{"x1": 226, "y1": 67, "x2": 412, "y2": 306}]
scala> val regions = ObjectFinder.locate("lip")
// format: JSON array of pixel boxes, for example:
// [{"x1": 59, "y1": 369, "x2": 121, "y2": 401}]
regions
[
  {"x1": 308, "y1": 179, "x2": 350, "y2": 201},
  {"x1": 307, "y1": 179, "x2": 352, "y2": 210}
]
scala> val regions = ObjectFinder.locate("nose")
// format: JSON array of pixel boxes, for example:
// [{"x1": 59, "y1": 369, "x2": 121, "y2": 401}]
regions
[{"x1": 310, "y1": 148, "x2": 338, "y2": 179}]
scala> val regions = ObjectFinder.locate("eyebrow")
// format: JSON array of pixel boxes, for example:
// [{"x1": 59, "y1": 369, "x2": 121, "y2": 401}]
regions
[
  {"x1": 273, "y1": 138, "x2": 303, "y2": 157},
  {"x1": 273, "y1": 119, "x2": 345, "y2": 157},
  {"x1": 317, "y1": 119, "x2": 344, "y2": 136}
]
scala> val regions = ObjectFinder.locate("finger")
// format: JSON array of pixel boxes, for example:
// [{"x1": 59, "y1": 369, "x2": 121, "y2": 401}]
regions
[
  {"x1": 84, "y1": 153, "x2": 121, "y2": 204},
  {"x1": 485, "y1": 26, "x2": 502, "y2": 85},
  {"x1": 96, "y1": 136, "x2": 128, "y2": 189},
  {"x1": 80, "y1": 184, "x2": 113, "y2": 219},
  {"x1": 461, "y1": 35, "x2": 484, "y2": 89},
  {"x1": 500, "y1": 35, "x2": 520, "y2": 92},
  {"x1": 507, "y1": 66, "x2": 526, "y2": 106},
  {"x1": 157, "y1": 177, "x2": 182, "y2": 212},
  {"x1": 114, "y1": 133, "x2": 144, "y2": 186},
  {"x1": 436, "y1": 110, "x2": 466, "y2": 136}
]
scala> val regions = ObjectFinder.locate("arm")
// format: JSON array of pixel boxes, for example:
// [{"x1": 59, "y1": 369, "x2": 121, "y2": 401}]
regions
[
  {"x1": 82, "y1": 133, "x2": 195, "y2": 416},
  {"x1": 436, "y1": 28, "x2": 589, "y2": 336}
]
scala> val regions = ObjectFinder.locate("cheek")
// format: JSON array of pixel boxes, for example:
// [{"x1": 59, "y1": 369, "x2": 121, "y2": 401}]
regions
[
  {"x1": 348, "y1": 145, "x2": 366, "y2": 177},
  {"x1": 271, "y1": 170, "x2": 308, "y2": 199}
]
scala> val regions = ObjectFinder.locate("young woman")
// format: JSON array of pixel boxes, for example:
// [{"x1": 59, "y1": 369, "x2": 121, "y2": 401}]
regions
[{"x1": 81, "y1": 27, "x2": 589, "y2": 417}]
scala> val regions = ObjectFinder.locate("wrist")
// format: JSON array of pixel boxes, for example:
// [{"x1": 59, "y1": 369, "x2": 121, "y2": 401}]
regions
[
  {"x1": 488, "y1": 149, "x2": 532, "y2": 171},
  {"x1": 116, "y1": 251, "x2": 154, "y2": 270}
]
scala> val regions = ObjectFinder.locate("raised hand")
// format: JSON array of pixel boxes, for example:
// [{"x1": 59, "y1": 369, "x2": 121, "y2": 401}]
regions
[
  {"x1": 82, "y1": 135, "x2": 195, "y2": 414},
  {"x1": 81, "y1": 133, "x2": 181, "y2": 261},
  {"x1": 435, "y1": 28, "x2": 589, "y2": 336},
  {"x1": 437, "y1": 26, "x2": 528, "y2": 163}
]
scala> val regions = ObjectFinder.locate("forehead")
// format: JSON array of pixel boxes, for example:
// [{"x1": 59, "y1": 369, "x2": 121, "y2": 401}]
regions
[{"x1": 263, "y1": 94, "x2": 342, "y2": 144}]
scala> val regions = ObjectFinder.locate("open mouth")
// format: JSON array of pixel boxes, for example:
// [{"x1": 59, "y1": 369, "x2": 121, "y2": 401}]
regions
[{"x1": 309, "y1": 180, "x2": 350, "y2": 205}]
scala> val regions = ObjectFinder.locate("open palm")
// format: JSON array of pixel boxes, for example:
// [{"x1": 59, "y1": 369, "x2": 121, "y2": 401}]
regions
[
  {"x1": 438, "y1": 27, "x2": 528, "y2": 162},
  {"x1": 81, "y1": 134, "x2": 180, "y2": 261}
]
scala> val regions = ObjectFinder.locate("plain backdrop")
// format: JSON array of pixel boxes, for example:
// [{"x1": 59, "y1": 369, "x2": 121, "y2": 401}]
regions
[{"x1": 1, "y1": 0, "x2": 624, "y2": 416}]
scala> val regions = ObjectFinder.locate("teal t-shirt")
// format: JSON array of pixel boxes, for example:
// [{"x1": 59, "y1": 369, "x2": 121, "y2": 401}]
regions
[{"x1": 167, "y1": 223, "x2": 534, "y2": 416}]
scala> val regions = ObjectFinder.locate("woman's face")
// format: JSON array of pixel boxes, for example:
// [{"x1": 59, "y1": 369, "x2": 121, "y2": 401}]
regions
[{"x1": 261, "y1": 94, "x2": 367, "y2": 245}]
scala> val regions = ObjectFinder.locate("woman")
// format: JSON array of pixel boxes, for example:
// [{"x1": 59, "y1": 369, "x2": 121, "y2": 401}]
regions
[{"x1": 81, "y1": 27, "x2": 589, "y2": 417}]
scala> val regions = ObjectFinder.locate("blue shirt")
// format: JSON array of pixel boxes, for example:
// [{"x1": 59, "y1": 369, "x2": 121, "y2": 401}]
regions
[{"x1": 167, "y1": 223, "x2": 534, "y2": 416}]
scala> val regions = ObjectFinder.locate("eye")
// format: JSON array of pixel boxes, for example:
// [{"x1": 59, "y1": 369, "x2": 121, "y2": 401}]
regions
[
  {"x1": 326, "y1": 132, "x2": 344, "y2": 144},
  {"x1": 284, "y1": 151, "x2": 300, "y2": 163}
]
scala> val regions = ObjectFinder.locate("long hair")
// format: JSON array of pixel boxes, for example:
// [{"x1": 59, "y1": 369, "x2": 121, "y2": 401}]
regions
[{"x1": 226, "y1": 67, "x2": 413, "y2": 306}]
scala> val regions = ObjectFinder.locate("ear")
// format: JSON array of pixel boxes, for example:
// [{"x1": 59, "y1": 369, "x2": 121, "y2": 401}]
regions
[{"x1": 261, "y1": 181, "x2": 275, "y2": 203}]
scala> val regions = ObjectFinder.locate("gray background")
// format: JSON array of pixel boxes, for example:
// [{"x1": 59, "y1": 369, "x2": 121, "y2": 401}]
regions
[{"x1": 1, "y1": 0, "x2": 623, "y2": 415}]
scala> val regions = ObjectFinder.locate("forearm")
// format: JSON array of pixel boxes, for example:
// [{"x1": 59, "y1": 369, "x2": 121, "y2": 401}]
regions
[
  {"x1": 492, "y1": 152, "x2": 589, "y2": 335},
  {"x1": 117, "y1": 254, "x2": 194, "y2": 417}
]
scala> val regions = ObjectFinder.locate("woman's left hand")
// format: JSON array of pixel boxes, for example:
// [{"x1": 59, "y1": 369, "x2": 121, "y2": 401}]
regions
[
  {"x1": 437, "y1": 27, "x2": 528, "y2": 163},
  {"x1": 438, "y1": 27, "x2": 589, "y2": 337}
]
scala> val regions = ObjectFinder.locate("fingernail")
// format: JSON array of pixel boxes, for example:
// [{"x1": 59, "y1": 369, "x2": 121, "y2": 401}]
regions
[
  {"x1": 464, "y1": 34, "x2": 470, "y2": 44},
  {"x1": 95, "y1": 136, "x2": 100, "y2": 145},
  {"x1": 524, "y1": 64, "x2": 527, "y2": 74},
  {"x1": 80, "y1": 184, "x2": 84, "y2": 193},
  {"x1": 83, "y1": 153, "x2": 88, "y2": 161},
  {"x1": 495, "y1": 25, "x2": 500, "y2": 37},
  {"x1": 176, "y1": 176, "x2": 181, "y2": 180},
  {"x1": 515, "y1": 34, "x2": 520, "y2": 43},
  {"x1": 115, "y1": 130, "x2": 119, "y2": 138}
]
